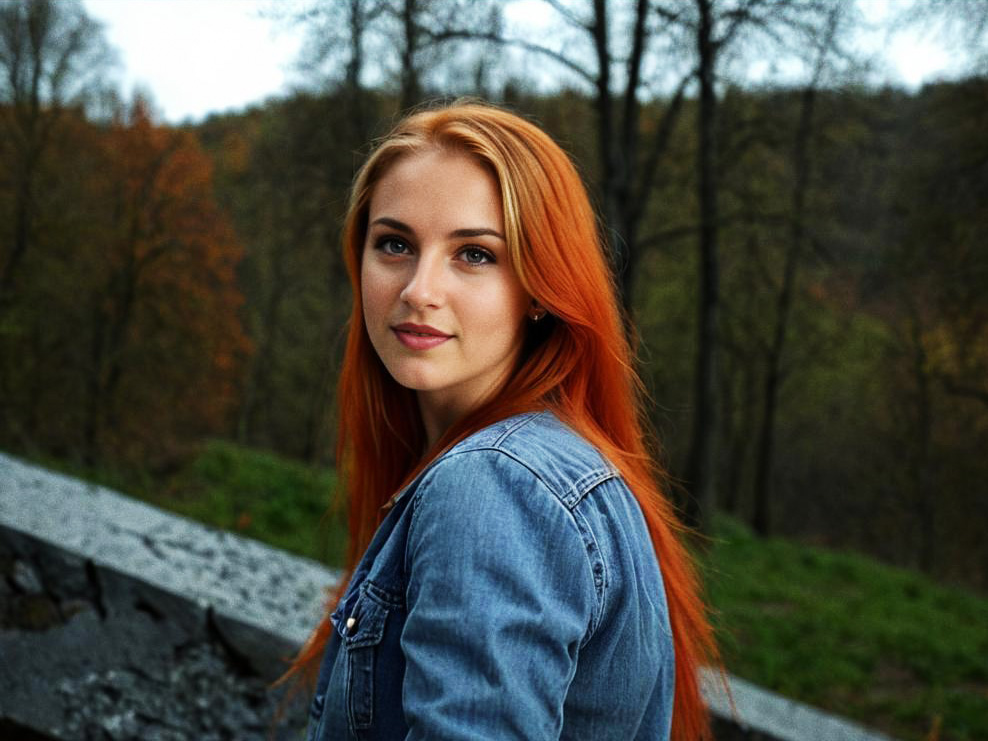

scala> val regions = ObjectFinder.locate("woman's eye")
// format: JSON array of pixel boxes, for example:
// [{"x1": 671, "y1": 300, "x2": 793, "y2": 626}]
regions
[
  {"x1": 378, "y1": 238, "x2": 410, "y2": 256},
  {"x1": 460, "y1": 247, "x2": 495, "y2": 265}
]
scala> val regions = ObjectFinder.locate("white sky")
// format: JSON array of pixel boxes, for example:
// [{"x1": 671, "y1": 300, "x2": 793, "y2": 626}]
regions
[
  {"x1": 81, "y1": 0, "x2": 959, "y2": 124},
  {"x1": 84, "y1": 0, "x2": 303, "y2": 122}
]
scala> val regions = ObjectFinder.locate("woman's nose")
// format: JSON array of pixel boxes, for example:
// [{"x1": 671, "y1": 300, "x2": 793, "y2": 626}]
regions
[{"x1": 399, "y1": 254, "x2": 444, "y2": 309}]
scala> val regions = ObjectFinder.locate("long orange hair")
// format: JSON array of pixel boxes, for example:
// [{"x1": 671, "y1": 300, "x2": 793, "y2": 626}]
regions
[{"x1": 290, "y1": 101, "x2": 718, "y2": 740}]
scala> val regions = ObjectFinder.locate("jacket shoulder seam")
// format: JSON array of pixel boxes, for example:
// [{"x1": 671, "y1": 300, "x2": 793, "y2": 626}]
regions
[{"x1": 406, "y1": 447, "x2": 605, "y2": 625}]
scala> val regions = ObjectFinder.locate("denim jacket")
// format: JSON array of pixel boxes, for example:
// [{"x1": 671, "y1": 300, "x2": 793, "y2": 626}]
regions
[{"x1": 307, "y1": 411, "x2": 674, "y2": 740}]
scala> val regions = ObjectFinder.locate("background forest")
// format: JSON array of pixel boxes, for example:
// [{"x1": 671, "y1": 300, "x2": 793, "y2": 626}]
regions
[{"x1": 1, "y1": 1, "x2": 986, "y2": 738}]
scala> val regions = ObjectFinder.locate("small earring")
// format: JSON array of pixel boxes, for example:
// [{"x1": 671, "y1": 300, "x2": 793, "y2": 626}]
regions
[{"x1": 531, "y1": 308, "x2": 547, "y2": 322}]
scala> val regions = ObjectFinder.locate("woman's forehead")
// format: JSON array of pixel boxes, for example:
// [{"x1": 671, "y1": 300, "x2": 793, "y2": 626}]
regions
[{"x1": 367, "y1": 149, "x2": 505, "y2": 231}]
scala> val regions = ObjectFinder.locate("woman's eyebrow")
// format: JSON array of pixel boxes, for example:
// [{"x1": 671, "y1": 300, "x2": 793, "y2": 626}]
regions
[
  {"x1": 449, "y1": 227, "x2": 505, "y2": 241},
  {"x1": 370, "y1": 217, "x2": 504, "y2": 242},
  {"x1": 369, "y1": 216, "x2": 415, "y2": 234}
]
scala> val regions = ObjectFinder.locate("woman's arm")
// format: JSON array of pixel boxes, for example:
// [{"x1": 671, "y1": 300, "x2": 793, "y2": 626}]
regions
[{"x1": 402, "y1": 449, "x2": 598, "y2": 741}]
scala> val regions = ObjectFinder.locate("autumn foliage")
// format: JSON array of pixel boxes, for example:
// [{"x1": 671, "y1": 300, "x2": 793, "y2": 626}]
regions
[{"x1": 0, "y1": 98, "x2": 250, "y2": 468}]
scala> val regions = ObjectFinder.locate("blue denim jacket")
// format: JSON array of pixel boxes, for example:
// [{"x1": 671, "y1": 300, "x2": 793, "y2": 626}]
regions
[{"x1": 307, "y1": 411, "x2": 674, "y2": 740}]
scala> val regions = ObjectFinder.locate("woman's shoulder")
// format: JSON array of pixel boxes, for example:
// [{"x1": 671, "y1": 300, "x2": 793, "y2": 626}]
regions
[
  {"x1": 431, "y1": 411, "x2": 622, "y2": 510},
  {"x1": 405, "y1": 413, "x2": 614, "y2": 599}
]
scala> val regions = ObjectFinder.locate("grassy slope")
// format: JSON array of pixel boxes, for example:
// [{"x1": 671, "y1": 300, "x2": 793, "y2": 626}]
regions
[
  {"x1": 19, "y1": 443, "x2": 987, "y2": 740},
  {"x1": 706, "y1": 515, "x2": 988, "y2": 741}
]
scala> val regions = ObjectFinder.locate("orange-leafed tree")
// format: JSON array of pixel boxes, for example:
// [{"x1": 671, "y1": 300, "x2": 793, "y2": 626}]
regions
[{"x1": 81, "y1": 98, "x2": 251, "y2": 466}]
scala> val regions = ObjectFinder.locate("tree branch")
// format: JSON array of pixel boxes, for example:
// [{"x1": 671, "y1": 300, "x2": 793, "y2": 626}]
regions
[
  {"x1": 422, "y1": 28, "x2": 596, "y2": 84},
  {"x1": 632, "y1": 69, "x2": 692, "y2": 212},
  {"x1": 544, "y1": 0, "x2": 592, "y2": 31},
  {"x1": 938, "y1": 375, "x2": 988, "y2": 407}
]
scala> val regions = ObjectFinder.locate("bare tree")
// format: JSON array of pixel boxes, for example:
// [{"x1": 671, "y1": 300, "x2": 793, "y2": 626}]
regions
[
  {"x1": 750, "y1": 4, "x2": 850, "y2": 536},
  {"x1": 0, "y1": 0, "x2": 113, "y2": 302},
  {"x1": 280, "y1": 0, "x2": 384, "y2": 141},
  {"x1": 681, "y1": 0, "x2": 721, "y2": 532},
  {"x1": 290, "y1": 0, "x2": 502, "y2": 114},
  {"x1": 654, "y1": 0, "x2": 845, "y2": 533}
]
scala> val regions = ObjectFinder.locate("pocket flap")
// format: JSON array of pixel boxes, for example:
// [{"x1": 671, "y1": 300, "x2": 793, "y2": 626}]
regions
[{"x1": 343, "y1": 580, "x2": 396, "y2": 648}]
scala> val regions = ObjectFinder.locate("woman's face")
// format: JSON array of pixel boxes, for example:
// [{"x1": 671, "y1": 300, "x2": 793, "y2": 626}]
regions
[{"x1": 361, "y1": 148, "x2": 531, "y2": 431}]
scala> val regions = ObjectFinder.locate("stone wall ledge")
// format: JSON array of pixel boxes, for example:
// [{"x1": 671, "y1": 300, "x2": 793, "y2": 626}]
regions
[
  {"x1": 0, "y1": 452, "x2": 335, "y2": 739},
  {"x1": 703, "y1": 670, "x2": 896, "y2": 740},
  {"x1": 1, "y1": 452, "x2": 897, "y2": 740}
]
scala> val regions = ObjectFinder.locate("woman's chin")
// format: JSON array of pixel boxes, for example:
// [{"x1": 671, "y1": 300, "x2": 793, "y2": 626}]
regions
[{"x1": 385, "y1": 367, "x2": 444, "y2": 393}]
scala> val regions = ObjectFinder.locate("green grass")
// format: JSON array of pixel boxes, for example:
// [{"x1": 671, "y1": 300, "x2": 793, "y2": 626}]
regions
[
  {"x1": 705, "y1": 514, "x2": 988, "y2": 741},
  {"x1": 151, "y1": 440, "x2": 347, "y2": 566}
]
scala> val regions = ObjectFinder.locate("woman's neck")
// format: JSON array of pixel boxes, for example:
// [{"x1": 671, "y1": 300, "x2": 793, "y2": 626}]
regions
[{"x1": 417, "y1": 395, "x2": 458, "y2": 451}]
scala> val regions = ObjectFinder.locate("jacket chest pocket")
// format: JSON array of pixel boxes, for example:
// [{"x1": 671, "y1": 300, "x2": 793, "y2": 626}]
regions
[{"x1": 343, "y1": 581, "x2": 405, "y2": 734}]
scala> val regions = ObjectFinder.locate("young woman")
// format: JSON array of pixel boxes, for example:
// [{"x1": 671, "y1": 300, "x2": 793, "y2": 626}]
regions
[{"x1": 292, "y1": 102, "x2": 718, "y2": 740}]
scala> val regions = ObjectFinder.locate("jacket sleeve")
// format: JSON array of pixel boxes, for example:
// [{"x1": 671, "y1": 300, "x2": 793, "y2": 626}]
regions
[{"x1": 401, "y1": 449, "x2": 598, "y2": 741}]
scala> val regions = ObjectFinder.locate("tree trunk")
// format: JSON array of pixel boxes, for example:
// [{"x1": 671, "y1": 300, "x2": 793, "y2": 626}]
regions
[
  {"x1": 344, "y1": 0, "x2": 370, "y2": 141},
  {"x1": 590, "y1": 0, "x2": 619, "y2": 275},
  {"x1": 83, "y1": 300, "x2": 105, "y2": 466},
  {"x1": 1, "y1": 80, "x2": 43, "y2": 303},
  {"x1": 2, "y1": 157, "x2": 36, "y2": 300},
  {"x1": 302, "y1": 333, "x2": 339, "y2": 463},
  {"x1": 237, "y1": 206, "x2": 290, "y2": 446},
  {"x1": 399, "y1": 0, "x2": 421, "y2": 111},
  {"x1": 590, "y1": 0, "x2": 663, "y2": 325},
  {"x1": 910, "y1": 314, "x2": 936, "y2": 573},
  {"x1": 721, "y1": 341, "x2": 758, "y2": 517},
  {"x1": 752, "y1": 84, "x2": 816, "y2": 536},
  {"x1": 684, "y1": 0, "x2": 720, "y2": 534}
]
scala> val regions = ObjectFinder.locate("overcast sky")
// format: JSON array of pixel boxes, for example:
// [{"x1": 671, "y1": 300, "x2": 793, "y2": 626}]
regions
[{"x1": 81, "y1": 0, "x2": 958, "y2": 124}]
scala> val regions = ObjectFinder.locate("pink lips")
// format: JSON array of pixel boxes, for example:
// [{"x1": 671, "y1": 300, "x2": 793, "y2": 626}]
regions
[{"x1": 392, "y1": 323, "x2": 452, "y2": 350}]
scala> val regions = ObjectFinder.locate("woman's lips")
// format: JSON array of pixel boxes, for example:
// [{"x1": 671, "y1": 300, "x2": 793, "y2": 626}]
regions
[{"x1": 392, "y1": 323, "x2": 452, "y2": 350}]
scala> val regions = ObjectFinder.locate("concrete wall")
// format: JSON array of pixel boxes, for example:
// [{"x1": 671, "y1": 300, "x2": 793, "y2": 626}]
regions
[
  {"x1": 0, "y1": 452, "x2": 895, "y2": 740},
  {"x1": 0, "y1": 453, "x2": 333, "y2": 740}
]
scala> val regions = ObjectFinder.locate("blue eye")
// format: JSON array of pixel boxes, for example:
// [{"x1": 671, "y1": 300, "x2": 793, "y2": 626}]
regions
[
  {"x1": 378, "y1": 237, "x2": 410, "y2": 256},
  {"x1": 460, "y1": 247, "x2": 495, "y2": 265}
]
